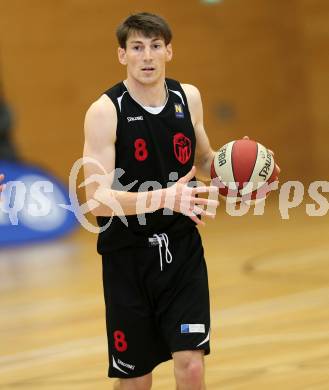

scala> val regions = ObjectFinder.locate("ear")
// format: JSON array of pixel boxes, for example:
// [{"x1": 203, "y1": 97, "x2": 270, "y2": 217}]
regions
[
  {"x1": 118, "y1": 47, "x2": 127, "y2": 65},
  {"x1": 166, "y1": 43, "x2": 173, "y2": 62}
]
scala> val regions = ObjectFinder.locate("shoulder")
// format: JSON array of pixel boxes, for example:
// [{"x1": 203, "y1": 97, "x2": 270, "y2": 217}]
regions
[
  {"x1": 85, "y1": 94, "x2": 117, "y2": 121},
  {"x1": 84, "y1": 94, "x2": 117, "y2": 142},
  {"x1": 181, "y1": 83, "x2": 201, "y2": 97},
  {"x1": 181, "y1": 84, "x2": 203, "y2": 125},
  {"x1": 181, "y1": 84, "x2": 202, "y2": 108}
]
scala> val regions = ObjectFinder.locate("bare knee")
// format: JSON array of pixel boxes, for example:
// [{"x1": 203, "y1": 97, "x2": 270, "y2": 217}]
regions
[
  {"x1": 173, "y1": 350, "x2": 205, "y2": 390},
  {"x1": 114, "y1": 373, "x2": 152, "y2": 390}
]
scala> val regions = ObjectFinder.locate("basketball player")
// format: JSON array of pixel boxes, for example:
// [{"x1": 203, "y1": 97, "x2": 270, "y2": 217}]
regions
[{"x1": 83, "y1": 13, "x2": 279, "y2": 390}]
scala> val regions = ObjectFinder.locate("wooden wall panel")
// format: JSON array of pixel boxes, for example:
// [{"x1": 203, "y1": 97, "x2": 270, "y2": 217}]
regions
[
  {"x1": 298, "y1": 0, "x2": 329, "y2": 179},
  {"x1": 0, "y1": 0, "x2": 328, "y2": 184}
]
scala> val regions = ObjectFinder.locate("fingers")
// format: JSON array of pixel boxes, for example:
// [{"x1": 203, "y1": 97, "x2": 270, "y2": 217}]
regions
[
  {"x1": 189, "y1": 206, "x2": 207, "y2": 226},
  {"x1": 187, "y1": 208, "x2": 215, "y2": 226},
  {"x1": 189, "y1": 214, "x2": 205, "y2": 227},
  {"x1": 178, "y1": 166, "x2": 196, "y2": 184},
  {"x1": 193, "y1": 205, "x2": 216, "y2": 218},
  {"x1": 193, "y1": 186, "x2": 218, "y2": 194},
  {"x1": 191, "y1": 197, "x2": 219, "y2": 208},
  {"x1": 267, "y1": 148, "x2": 280, "y2": 176},
  {"x1": 275, "y1": 163, "x2": 281, "y2": 175},
  {"x1": 186, "y1": 203, "x2": 217, "y2": 226},
  {"x1": 180, "y1": 182, "x2": 219, "y2": 225}
]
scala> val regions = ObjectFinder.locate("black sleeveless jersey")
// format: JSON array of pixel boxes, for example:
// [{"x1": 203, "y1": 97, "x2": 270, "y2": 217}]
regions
[{"x1": 96, "y1": 78, "x2": 197, "y2": 253}]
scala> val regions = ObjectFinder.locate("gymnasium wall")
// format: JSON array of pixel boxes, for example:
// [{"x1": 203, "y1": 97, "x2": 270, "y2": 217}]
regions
[{"x1": 0, "y1": 0, "x2": 328, "y2": 184}]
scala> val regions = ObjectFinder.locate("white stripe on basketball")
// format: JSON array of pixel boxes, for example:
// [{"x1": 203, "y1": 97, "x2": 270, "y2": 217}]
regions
[{"x1": 213, "y1": 141, "x2": 237, "y2": 191}]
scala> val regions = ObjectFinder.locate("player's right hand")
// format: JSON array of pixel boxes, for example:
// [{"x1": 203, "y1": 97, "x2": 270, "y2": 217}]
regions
[{"x1": 164, "y1": 166, "x2": 219, "y2": 226}]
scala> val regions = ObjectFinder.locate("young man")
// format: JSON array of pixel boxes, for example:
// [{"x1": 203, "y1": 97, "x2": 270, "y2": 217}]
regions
[{"x1": 83, "y1": 13, "x2": 219, "y2": 390}]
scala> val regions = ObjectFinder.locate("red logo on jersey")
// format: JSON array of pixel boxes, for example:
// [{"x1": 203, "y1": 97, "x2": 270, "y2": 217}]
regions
[{"x1": 173, "y1": 133, "x2": 191, "y2": 164}]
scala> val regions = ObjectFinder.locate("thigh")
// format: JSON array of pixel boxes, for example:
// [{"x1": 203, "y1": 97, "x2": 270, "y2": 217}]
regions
[{"x1": 102, "y1": 249, "x2": 172, "y2": 378}]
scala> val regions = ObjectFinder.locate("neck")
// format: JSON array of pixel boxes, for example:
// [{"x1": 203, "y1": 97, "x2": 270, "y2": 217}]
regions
[{"x1": 124, "y1": 77, "x2": 167, "y2": 107}]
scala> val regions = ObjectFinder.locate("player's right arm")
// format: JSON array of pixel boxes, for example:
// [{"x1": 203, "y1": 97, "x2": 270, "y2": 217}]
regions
[
  {"x1": 83, "y1": 95, "x2": 161, "y2": 217},
  {"x1": 83, "y1": 95, "x2": 217, "y2": 224}
]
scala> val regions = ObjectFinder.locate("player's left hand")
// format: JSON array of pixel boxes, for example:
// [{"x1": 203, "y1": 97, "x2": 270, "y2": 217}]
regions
[{"x1": 243, "y1": 135, "x2": 281, "y2": 180}]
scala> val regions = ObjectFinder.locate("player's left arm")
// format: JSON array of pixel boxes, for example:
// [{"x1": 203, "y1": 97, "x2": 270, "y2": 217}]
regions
[{"x1": 182, "y1": 84, "x2": 215, "y2": 181}]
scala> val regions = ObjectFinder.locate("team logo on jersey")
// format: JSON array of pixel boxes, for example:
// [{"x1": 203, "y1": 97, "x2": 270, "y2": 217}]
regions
[
  {"x1": 174, "y1": 103, "x2": 184, "y2": 118},
  {"x1": 173, "y1": 133, "x2": 191, "y2": 164}
]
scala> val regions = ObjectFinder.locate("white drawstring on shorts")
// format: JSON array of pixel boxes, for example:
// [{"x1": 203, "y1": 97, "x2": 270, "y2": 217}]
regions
[{"x1": 152, "y1": 233, "x2": 173, "y2": 271}]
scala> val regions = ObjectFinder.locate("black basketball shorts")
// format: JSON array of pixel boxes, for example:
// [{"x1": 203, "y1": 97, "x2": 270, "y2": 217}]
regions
[{"x1": 101, "y1": 227, "x2": 211, "y2": 378}]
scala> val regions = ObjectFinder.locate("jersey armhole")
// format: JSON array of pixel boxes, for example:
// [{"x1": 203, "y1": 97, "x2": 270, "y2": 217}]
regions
[{"x1": 166, "y1": 78, "x2": 193, "y2": 120}]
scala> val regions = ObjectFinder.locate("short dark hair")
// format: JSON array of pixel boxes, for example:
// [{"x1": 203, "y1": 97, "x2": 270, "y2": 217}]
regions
[{"x1": 116, "y1": 12, "x2": 172, "y2": 49}]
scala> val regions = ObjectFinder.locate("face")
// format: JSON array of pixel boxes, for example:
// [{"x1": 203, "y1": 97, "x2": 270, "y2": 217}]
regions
[{"x1": 118, "y1": 32, "x2": 173, "y2": 85}]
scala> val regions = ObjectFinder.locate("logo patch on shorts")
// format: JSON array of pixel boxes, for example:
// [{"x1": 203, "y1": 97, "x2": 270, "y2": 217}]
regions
[{"x1": 181, "y1": 324, "x2": 205, "y2": 334}]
